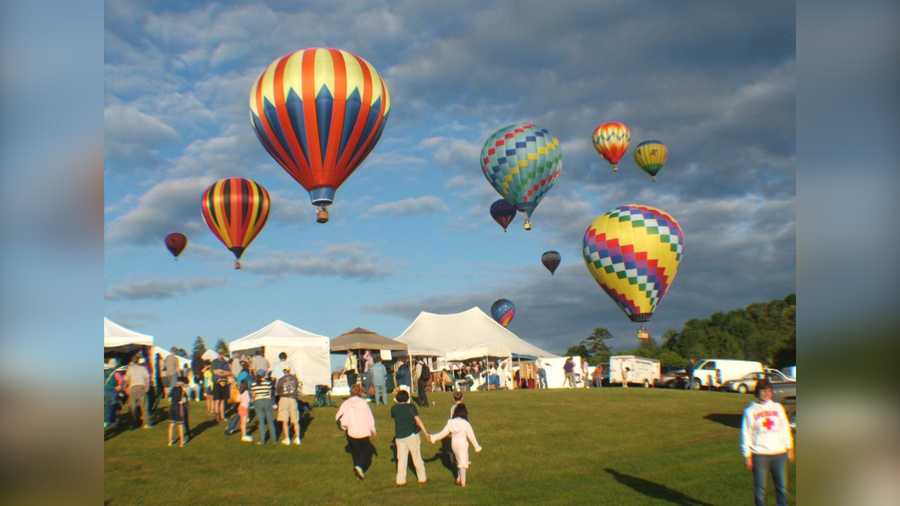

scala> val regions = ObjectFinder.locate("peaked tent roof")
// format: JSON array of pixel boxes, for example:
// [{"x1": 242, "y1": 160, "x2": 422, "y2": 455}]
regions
[
  {"x1": 104, "y1": 317, "x2": 154, "y2": 348},
  {"x1": 330, "y1": 327, "x2": 409, "y2": 352},
  {"x1": 396, "y1": 307, "x2": 557, "y2": 359},
  {"x1": 229, "y1": 319, "x2": 329, "y2": 352}
]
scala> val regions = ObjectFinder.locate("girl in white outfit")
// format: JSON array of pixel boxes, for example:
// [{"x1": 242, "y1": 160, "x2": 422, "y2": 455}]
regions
[{"x1": 429, "y1": 403, "x2": 482, "y2": 487}]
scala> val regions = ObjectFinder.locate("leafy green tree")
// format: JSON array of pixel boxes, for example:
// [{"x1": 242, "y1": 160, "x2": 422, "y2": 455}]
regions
[
  {"x1": 192, "y1": 336, "x2": 207, "y2": 360},
  {"x1": 215, "y1": 339, "x2": 229, "y2": 356},
  {"x1": 565, "y1": 344, "x2": 590, "y2": 358}
]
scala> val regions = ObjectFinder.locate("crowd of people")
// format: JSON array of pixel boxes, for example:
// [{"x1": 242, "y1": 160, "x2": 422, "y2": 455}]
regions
[{"x1": 104, "y1": 348, "x2": 792, "y2": 502}]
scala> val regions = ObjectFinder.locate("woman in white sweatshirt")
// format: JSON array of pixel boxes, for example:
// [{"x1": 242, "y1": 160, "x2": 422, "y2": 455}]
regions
[
  {"x1": 740, "y1": 379, "x2": 794, "y2": 506},
  {"x1": 429, "y1": 403, "x2": 482, "y2": 487}
]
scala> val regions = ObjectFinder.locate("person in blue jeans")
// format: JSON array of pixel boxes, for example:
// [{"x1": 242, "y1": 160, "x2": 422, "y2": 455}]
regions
[
  {"x1": 104, "y1": 360, "x2": 120, "y2": 428},
  {"x1": 371, "y1": 358, "x2": 388, "y2": 405},
  {"x1": 741, "y1": 379, "x2": 794, "y2": 506},
  {"x1": 396, "y1": 357, "x2": 412, "y2": 390},
  {"x1": 251, "y1": 369, "x2": 277, "y2": 444}
]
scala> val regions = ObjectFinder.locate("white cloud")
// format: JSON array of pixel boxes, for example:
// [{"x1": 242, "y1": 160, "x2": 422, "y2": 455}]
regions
[
  {"x1": 104, "y1": 104, "x2": 177, "y2": 162},
  {"x1": 105, "y1": 277, "x2": 225, "y2": 300},
  {"x1": 367, "y1": 196, "x2": 448, "y2": 217},
  {"x1": 242, "y1": 243, "x2": 392, "y2": 280}
]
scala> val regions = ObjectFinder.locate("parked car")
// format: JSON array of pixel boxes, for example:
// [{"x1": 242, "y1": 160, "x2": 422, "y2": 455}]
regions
[
  {"x1": 772, "y1": 380, "x2": 797, "y2": 429},
  {"x1": 690, "y1": 359, "x2": 763, "y2": 390},
  {"x1": 659, "y1": 367, "x2": 688, "y2": 388},
  {"x1": 722, "y1": 368, "x2": 795, "y2": 394}
]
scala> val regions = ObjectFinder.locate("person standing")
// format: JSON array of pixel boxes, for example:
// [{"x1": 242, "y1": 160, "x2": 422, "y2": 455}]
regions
[
  {"x1": 622, "y1": 367, "x2": 630, "y2": 388},
  {"x1": 428, "y1": 404, "x2": 482, "y2": 487},
  {"x1": 125, "y1": 356, "x2": 152, "y2": 428},
  {"x1": 396, "y1": 357, "x2": 412, "y2": 390},
  {"x1": 685, "y1": 357, "x2": 696, "y2": 390},
  {"x1": 202, "y1": 364, "x2": 214, "y2": 415},
  {"x1": 344, "y1": 351, "x2": 359, "y2": 387},
  {"x1": 271, "y1": 352, "x2": 289, "y2": 381},
  {"x1": 371, "y1": 358, "x2": 388, "y2": 406},
  {"x1": 741, "y1": 379, "x2": 794, "y2": 506},
  {"x1": 563, "y1": 357, "x2": 576, "y2": 388},
  {"x1": 237, "y1": 380, "x2": 252, "y2": 443},
  {"x1": 581, "y1": 359, "x2": 590, "y2": 389},
  {"x1": 336, "y1": 383, "x2": 377, "y2": 480},
  {"x1": 391, "y1": 389, "x2": 429, "y2": 486},
  {"x1": 276, "y1": 366, "x2": 302, "y2": 446},
  {"x1": 162, "y1": 349, "x2": 179, "y2": 399},
  {"x1": 104, "y1": 359, "x2": 120, "y2": 429},
  {"x1": 537, "y1": 362, "x2": 548, "y2": 389},
  {"x1": 592, "y1": 363, "x2": 604, "y2": 388},
  {"x1": 210, "y1": 353, "x2": 231, "y2": 423},
  {"x1": 416, "y1": 360, "x2": 431, "y2": 407},
  {"x1": 251, "y1": 369, "x2": 276, "y2": 445},
  {"x1": 167, "y1": 376, "x2": 188, "y2": 447}
]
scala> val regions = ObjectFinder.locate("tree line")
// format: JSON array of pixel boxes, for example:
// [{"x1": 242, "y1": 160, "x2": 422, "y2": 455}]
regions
[{"x1": 566, "y1": 294, "x2": 796, "y2": 369}]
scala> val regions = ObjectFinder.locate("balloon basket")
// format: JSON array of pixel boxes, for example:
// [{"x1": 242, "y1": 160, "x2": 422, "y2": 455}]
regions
[
  {"x1": 612, "y1": 166, "x2": 618, "y2": 173},
  {"x1": 523, "y1": 220, "x2": 532, "y2": 231},
  {"x1": 316, "y1": 207, "x2": 329, "y2": 224},
  {"x1": 234, "y1": 261, "x2": 241, "y2": 270}
]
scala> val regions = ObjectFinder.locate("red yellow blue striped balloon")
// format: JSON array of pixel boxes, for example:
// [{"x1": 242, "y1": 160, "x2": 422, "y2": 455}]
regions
[
  {"x1": 633, "y1": 140, "x2": 668, "y2": 181},
  {"x1": 592, "y1": 122, "x2": 630, "y2": 173},
  {"x1": 249, "y1": 48, "x2": 390, "y2": 223},
  {"x1": 201, "y1": 178, "x2": 270, "y2": 270},
  {"x1": 582, "y1": 204, "x2": 684, "y2": 322}
]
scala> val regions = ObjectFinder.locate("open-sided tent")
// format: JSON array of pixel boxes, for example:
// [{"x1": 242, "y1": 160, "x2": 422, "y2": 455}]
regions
[
  {"x1": 229, "y1": 320, "x2": 330, "y2": 395},
  {"x1": 104, "y1": 317, "x2": 153, "y2": 350},
  {"x1": 396, "y1": 307, "x2": 556, "y2": 360},
  {"x1": 330, "y1": 327, "x2": 408, "y2": 353}
]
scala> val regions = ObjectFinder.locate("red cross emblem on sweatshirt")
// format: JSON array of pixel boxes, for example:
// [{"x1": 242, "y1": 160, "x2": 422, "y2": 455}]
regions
[{"x1": 763, "y1": 417, "x2": 775, "y2": 431}]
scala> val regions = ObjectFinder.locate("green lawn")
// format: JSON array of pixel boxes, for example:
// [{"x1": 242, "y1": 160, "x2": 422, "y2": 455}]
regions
[{"x1": 104, "y1": 388, "x2": 796, "y2": 505}]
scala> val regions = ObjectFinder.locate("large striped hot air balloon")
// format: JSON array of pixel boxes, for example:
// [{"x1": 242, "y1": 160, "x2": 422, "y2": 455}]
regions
[
  {"x1": 201, "y1": 178, "x2": 270, "y2": 270},
  {"x1": 633, "y1": 140, "x2": 668, "y2": 181},
  {"x1": 582, "y1": 204, "x2": 684, "y2": 322},
  {"x1": 249, "y1": 48, "x2": 390, "y2": 223},
  {"x1": 592, "y1": 122, "x2": 630, "y2": 173},
  {"x1": 481, "y1": 122, "x2": 562, "y2": 231}
]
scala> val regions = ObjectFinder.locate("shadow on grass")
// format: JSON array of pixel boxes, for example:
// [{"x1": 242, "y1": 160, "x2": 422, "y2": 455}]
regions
[
  {"x1": 704, "y1": 413, "x2": 742, "y2": 429},
  {"x1": 605, "y1": 469, "x2": 714, "y2": 506},
  {"x1": 423, "y1": 438, "x2": 457, "y2": 479},
  {"x1": 190, "y1": 419, "x2": 219, "y2": 439}
]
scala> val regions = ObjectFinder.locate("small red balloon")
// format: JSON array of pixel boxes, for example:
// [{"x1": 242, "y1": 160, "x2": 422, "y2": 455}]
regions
[{"x1": 165, "y1": 233, "x2": 187, "y2": 258}]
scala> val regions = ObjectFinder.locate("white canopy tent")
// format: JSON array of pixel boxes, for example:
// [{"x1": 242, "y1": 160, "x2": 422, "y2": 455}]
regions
[
  {"x1": 396, "y1": 307, "x2": 557, "y2": 360},
  {"x1": 104, "y1": 317, "x2": 153, "y2": 349},
  {"x1": 228, "y1": 320, "x2": 330, "y2": 395}
]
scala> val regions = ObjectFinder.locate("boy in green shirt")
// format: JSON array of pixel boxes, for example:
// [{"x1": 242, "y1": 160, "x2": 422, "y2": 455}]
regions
[{"x1": 390, "y1": 390, "x2": 429, "y2": 485}]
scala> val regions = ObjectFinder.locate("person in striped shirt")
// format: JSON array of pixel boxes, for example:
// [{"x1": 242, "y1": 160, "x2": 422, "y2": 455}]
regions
[{"x1": 252, "y1": 370, "x2": 276, "y2": 445}]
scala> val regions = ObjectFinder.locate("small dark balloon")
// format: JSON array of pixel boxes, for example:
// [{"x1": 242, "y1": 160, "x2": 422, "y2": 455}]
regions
[
  {"x1": 542, "y1": 250, "x2": 561, "y2": 275},
  {"x1": 165, "y1": 233, "x2": 187, "y2": 258},
  {"x1": 490, "y1": 199, "x2": 516, "y2": 232}
]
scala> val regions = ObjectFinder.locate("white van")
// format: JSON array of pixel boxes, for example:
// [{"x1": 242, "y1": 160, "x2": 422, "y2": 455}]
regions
[
  {"x1": 609, "y1": 355, "x2": 661, "y2": 387},
  {"x1": 691, "y1": 359, "x2": 763, "y2": 390}
]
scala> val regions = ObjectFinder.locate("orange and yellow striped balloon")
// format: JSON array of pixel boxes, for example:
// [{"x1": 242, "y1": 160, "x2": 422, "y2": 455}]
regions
[
  {"x1": 592, "y1": 122, "x2": 630, "y2": 172},
  {"x1": 582, "y1": 204, "x2": 684, "y2": 322},
  {"x1": 201, "y1": 177, "x2": 270, "y2": 269}
]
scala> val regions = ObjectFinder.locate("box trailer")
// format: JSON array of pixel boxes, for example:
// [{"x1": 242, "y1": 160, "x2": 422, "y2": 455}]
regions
[{"x1": 609, "y1": 355, "x2": 661, "y2": 387}]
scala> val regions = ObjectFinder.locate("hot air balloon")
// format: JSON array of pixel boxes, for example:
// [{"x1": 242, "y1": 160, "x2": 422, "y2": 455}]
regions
[
  {"x1": 481, "y1": 122, "x2": 562, "y2": 231},
  {"x1": 201, "y1": 177, "x2": 270, "y2": 270},
  {"x1": 541, "y1": 250, "x2": 561, "y2": 275},
  {"x1": 490, "y1": 299, "x2": 516, "y2": 328},
  {"x1": 490, "y1": 199, "x2": 516, "y2": 232},
  {"x1": 592, "y1": 122, "x2": 630, "y2": 173},
  {"x1": 249, "y1": 48, "x2": 390, "y2": 224},
  {"x1": 164, "y1": 233, "x2": 187, "y2": 259},
  {"x1": 633, "y1": 140, "x2": 668, "y2": 181},
  {"x1": 582, "y1": 204, "x2": 684, "y2": 322}
]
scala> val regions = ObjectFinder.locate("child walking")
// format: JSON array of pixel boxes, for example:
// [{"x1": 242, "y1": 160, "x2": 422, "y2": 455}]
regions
[
  {"x1": 167, "y1": 376, "x2": 188, "y2": 447},
  {"x1": 449, "y1": 391, "x2": 464, "y2": 418},
  {"x1": 238, "y1": 380, "x2": 252, "y2": 443},
  {"x1": 429, "y1": 403, "x2": 482, "y2": 487}
]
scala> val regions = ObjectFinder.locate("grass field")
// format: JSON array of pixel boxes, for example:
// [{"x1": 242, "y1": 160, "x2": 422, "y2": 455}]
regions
[{"x1": 104, "y1": 388, "x2": 796, "y2": 505}]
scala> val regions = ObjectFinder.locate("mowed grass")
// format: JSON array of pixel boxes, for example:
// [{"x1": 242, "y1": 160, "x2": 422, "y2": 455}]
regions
[{"x1": 104, "y1": 388, "x2": 796, "y2": 505}]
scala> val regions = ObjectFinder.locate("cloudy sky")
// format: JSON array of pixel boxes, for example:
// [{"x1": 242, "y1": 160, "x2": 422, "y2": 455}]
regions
[{"x1": 104, "y1": 0, "x2": 795, "y2": 357}]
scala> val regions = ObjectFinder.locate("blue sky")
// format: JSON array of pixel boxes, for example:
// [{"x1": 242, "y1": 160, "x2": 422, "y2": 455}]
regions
[{"x1": 104, "y1": 0, "x2": 795, "y2": 357}]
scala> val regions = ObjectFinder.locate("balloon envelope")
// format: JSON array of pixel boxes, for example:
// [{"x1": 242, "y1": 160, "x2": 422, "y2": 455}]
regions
[
  {"x1": 633, "y1": 140, "x2": 668, "y2": 179},
  {"x1": 490, "y1": 199, "x2": 516, "y2": 231},
  {"x1": 490, "y1": 299, "x2": 516, "y2": 328},
  {"x1": 249, "y1": 48, "x2": 390, "y2": 219},
  {"x1": 481, "y1": 122, "x2": 562, "y2": 230},
  {"x1": 592, "y1": 122, "x2": 630, "y2": 172},
  {"x1": 164, "y1": 232, "x2": 187, "y2": 258},
  {"x1": 582, "y1": 204, "x2": 684, "y2": 322},
  {"x1": 201, "y1": 178, "x2": 270, "y2": 268},
  {"x1": 541, "y1": 250, "x2": 561, "y2": 274}
]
